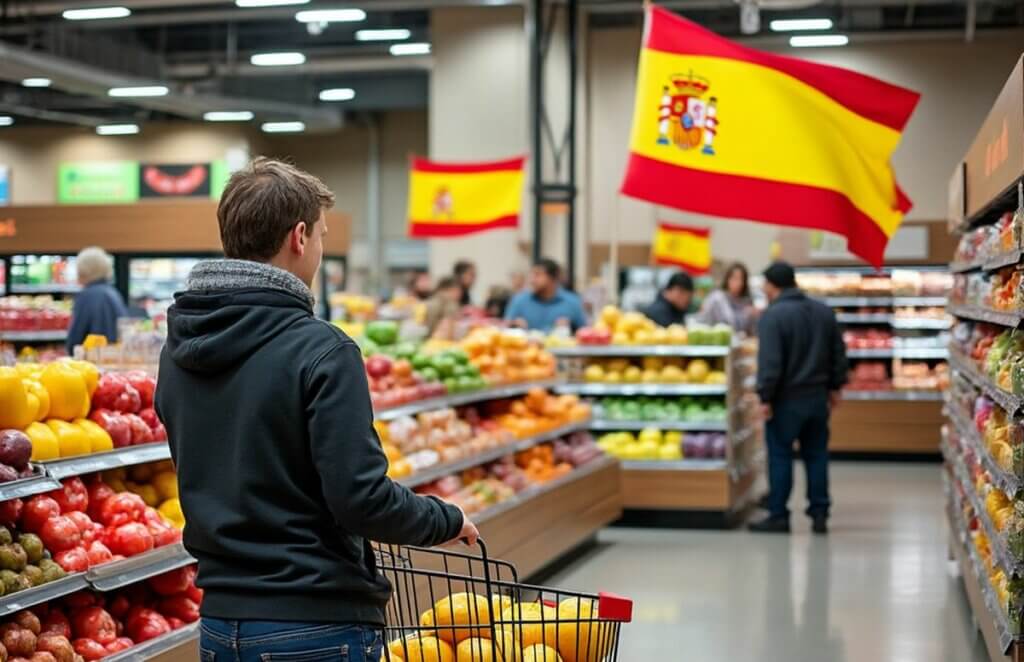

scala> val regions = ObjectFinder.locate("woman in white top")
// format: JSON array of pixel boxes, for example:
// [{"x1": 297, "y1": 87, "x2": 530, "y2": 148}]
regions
[{"x1": 699, "y1": 262, "x2": 758, "y2": 336}]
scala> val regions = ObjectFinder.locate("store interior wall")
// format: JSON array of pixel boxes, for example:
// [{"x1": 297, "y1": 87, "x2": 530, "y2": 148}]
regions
[{"x1": 587, "y1": 26, "x2": 1024, "y2": 275}]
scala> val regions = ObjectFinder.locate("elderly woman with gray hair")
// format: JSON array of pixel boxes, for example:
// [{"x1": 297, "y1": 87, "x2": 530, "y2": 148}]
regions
[{"x1": 65, "y1": 247, "x2": 128, "y2": 354}]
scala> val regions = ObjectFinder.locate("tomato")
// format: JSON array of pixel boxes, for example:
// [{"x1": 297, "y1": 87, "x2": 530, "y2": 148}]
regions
[
  {"x1": 40, "y1": 612, "x2": 71, "y2": 639},
  {"x1": 47, "y1": 479, "x2": 88, "y2": 514},
  {"x1": 64, "y1": 512, "x2": 95, "y2": 541},
  {"x1": 72, "y1": 638, "x2": 107, "y2": 661},
  {"x1": 85, "y1": 541, "x2": 112, "y2": 567},
  {"x1": 107, "y1": 523, "x2": 154, "y2": 557},
  {"x1": 97, "y1": 494, "x2": 145, "y2": 527},
  {"x1": 156, "y1": 597, "x2": 199, "y2": 624},
  {"x1": 39, "y1": 516, "x2": 81, "y2": 553},
  {"x1": 22, "y1": 496, "x2": 60, "y2": 533},
  {"x1": 54, "y1": 547, "x2": 89, "y2": 573},
  {"x1": 70, "y1": 607, "x2": 116, "y2": 645},
  {"x1": 106, "y1": 596, "x2": 131, "y2": 621},
  {"x1": 166, "y1": 617, "x2": 185, "y2": 630},
  {"x1": 125, "y1": 608, "x2": 170, "y2": 644},
  {"x1": 146, "y1": 518, "x2": 181, "y2": 548},
  {"x1": 62, "y1": 593, "x2": 98, "y2": 610},
  {"x1": 85, "y1": 482, "x2": 114, "y2": 522},
  {"x1": 104, "y1": 638, "x2": 133, "y2": 654},
  {"x1": 148, "y1": 566, "x2": 195, "y2": 596},
  {"x1": 185, "y1": 584, "x2": 203, "y2": 605},
  {"x1": 0, "y1": 498, "x2": 23, "y2": 527}
]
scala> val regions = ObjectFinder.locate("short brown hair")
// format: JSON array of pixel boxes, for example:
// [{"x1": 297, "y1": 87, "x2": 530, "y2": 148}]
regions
[{"x1": 217, "y1": 157, "x2": 335, "y2": 261}]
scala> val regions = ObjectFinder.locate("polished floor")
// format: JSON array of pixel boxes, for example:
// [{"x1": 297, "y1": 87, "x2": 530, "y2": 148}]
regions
[{"x1": 546, "y1": 462, "x2": 989, "y2": 661}]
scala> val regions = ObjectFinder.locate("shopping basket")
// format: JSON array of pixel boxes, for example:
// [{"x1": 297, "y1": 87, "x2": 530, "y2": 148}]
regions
[{"x1": 376, "y1": 540, "x2": 633, "y2": 661}]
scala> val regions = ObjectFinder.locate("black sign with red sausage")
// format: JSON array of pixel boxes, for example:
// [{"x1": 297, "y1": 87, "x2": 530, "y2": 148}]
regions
[{"x1": 139, "y1": 163, "x2": 211, "y2": 198}]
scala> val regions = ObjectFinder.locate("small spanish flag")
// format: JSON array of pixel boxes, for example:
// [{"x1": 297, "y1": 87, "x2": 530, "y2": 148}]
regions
[
  {"x1": 407, "y1": 156, "x2": 526, "y2": 238},
  {"x1": 652, "y1": 223, "x2": 712, "y2": 274},
  {"x1": 621, "y1": 7, "x2": 920, "y2": 268}
]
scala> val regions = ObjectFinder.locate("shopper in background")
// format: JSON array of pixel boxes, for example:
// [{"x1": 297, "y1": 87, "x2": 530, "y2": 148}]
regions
[
  {"x1": 409, "y1": 269, "x2": 433, "y2": 300},
  {"x1": 155, "y1": 158, "x2": 475, "y2": 662},
  {"x1": 505, "y1": 257, "x2": 587, "y2": 332},
  {"x1": 66, "y1": 246, "x2": 128, "y2": 354},
  {"x1": 424, "y1": 276, "x2": 464, "y2": 335},
  {"x1": 484, "y1": 285, "x2": 513, "y2": 319},
  {"x1": 644, "y1": 272, "x2": 694, "y2": 327},
  {"x1": 509, "y1": 269, "x2": 527, "y2": 293},
  {"x1": 699, "y1": 262, "x2": 758, "y2": 335},
  {"x1": 750, "y1": 261, "x2": 847, "y2": 535},
  {"x1": 454, "y1": 259, "x2": 477, "y2": 306}
]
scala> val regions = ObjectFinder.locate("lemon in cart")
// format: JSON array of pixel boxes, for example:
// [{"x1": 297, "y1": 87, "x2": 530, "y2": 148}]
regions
[{"x1": 455, "y1": 632, "x2": 520, "y2": 661}]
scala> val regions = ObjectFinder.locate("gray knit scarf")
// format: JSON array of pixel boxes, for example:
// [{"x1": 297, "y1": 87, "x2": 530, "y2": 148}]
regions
[{"x1": 186, "y1": 259, "x2": 316, "y2": 310}]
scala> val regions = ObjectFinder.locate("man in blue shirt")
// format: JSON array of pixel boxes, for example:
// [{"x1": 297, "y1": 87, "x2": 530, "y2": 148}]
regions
[{"x1": 504, "y1": 258, "x2": 587, "y2": 332}]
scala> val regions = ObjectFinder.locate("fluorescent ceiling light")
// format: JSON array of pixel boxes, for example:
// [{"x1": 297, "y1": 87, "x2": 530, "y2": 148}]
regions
[
  {"x1": 262, "y1": 121, "x2": 305, "y2": 133},
  {"x1": 319, "y1": 88, "x2": 355, "y2": 102},
  {"x1": 250, "y1": 52, "x2": 306, "y2": 66},
  {"x1": 108, "y1": 85, "x2": 169, "y2": 97},
  {"x1": 236, "y1": 0, "x2": 308, "y2": 6},
  {"x1": 96, "y1": 123, "x2": 139, "y2": 136},
  {"x1": 790, "y1": 34, "x2": 849, "y2": 47},
  {"x1": 21, "y1": 78, "x2": 52, "y2": 88},
  {"x1": 0, "y1": 117, "x2": 13, "y2": 127},
  {"x1": 356, "y1": 29, "x2": 411, "y2": 41},
  {"x1": 771, "y1": 18, "x2": 834, "y2": 32},
  {"x1": 62, "y1": 6, "x2": 130, "y2": 20},
  {"x1": 204, "y1": 111, "x2": 255, "y2": 122},
  {"x1": 390, "y1": 42, "x2": 431, "y2": 56},
  {"x1": 295, "y1": 9, "x2": 366, "y2": 23}
]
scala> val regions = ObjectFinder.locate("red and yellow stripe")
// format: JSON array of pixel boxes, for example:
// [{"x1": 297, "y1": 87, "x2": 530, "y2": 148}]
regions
[
  {"x1": 652, "y1": 223, "x2": 712, "y2": 274},
  {"x1": 621, "y1": 7, "x2": 920, "y2": 267},
  {"x1": 407, "y1": 156, "x2": 525, "y2": 238}
]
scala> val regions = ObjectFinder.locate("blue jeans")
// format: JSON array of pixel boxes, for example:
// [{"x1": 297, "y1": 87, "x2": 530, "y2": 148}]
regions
[
  {"x1": 200, "y1": 618, "x2": 383, "y2": 662},
  {"x1": 765, "y1": 394, "x2": 831, "y2": 519}
]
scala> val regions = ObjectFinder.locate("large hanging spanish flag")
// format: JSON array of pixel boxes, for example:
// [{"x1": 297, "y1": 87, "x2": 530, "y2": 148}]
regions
[
  {"x1": 620, "y1": 7, "x2": 920, "y2": 267},
  {"x1": 652, "y1": 223, "x2": 712, "y2": 274},
  {"x1": 407, "y1": 156, "x2": 526, "y2": 238}
]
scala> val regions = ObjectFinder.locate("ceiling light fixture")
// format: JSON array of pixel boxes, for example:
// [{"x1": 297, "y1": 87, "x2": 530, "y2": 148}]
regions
[
  {"x1": 250, "y1": 52, "x2": 307, "y2": 66},
  {"x1": 21, "y1": 78, "x2": 52, "y2": 88},
  {"x1": 319, "y1": 88, "x2": 355, "y2": 102},
  {"x1": 356, "y1": 29, "x2": 411, "y2": 41},
  {"x1": 204, "y1": 111, "x2": 255, "y2": 122},
  {"x1": 390, "y1": 43, "x2": 431, "y2": 56},
  {"x1": 96, "y1": 123, "x2": 139, "y2": 135},
  {"x1": 0, "y1": 117, "x2": 13, "y2": 127},
  {"x1": 262, "y1": 121, "x2": 305, "y2": 133},
  {"x1": 789, "y1": 34, "x2": 849, "y2": 47},
  {"x1": 108, "y1": 85, "x2": 169, "y2": 97},
  {"x1": 62, "y1": 6, "x2": 130, "y2": 20},
  {"x1": 236, "y1": 0, "x2": 309, "y2": 6},
  {"x1": 295, "y1": 9, "x2": 366, "y2": 23},
  {"x1": 771, "y1": 18, "x2": 834, "y2": 32}
]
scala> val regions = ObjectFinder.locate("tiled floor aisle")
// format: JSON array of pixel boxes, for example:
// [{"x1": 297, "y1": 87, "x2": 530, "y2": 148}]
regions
[{"x1": 545, "y1": 462, "x2": 989, "y2": 661}]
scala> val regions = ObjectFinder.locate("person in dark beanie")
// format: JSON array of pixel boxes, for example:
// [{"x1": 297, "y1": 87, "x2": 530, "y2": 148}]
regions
[
  {"x1": 644, "y1": 272, "x2": 694, "y2": 327},
  {"x1": 749, "y1": 261, "x2": 847, "y2": 534}
]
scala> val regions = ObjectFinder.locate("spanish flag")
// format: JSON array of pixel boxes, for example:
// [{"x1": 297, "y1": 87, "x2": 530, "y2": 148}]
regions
[
  {"x1": 652, "y1": 223, "x2": 712, "y2": 274},
  {"x1": 407, "y1": 156, "x2": 526, "y2": 238},
  {"x1": 621, "y1": 7, "x2": 920, "y2": 268}
]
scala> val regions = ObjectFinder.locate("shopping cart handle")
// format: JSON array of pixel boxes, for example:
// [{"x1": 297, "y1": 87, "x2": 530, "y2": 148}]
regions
[
  {"x1": 598, "y1": 592, "x2": 634, "y2": 623},
  {"x1": 460, "y1": 537, "x2": 489, "y2": 559}
]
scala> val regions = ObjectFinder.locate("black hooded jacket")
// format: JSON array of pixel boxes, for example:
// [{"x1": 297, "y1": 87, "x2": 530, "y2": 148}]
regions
[{"x1": 154, "y1": 274, "x2": 462, "y2": 624}]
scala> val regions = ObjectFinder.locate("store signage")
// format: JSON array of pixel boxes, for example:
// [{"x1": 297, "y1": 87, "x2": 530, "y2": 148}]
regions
[
  {"x1": 0, "y1": 218, "x2": 15, "y2": 237},
  {"x1": 58, "y1": 161, "x2": 140, "y2": 204},
  {"x1": 140, "y1": 163, "x2": 211, "y2": 198},
  {"x1": 0, "y1": 165, "x2": 9, "y2": 205},
  {"x1": 209, "y1": 160, "x2": 230, "y2": 199}
]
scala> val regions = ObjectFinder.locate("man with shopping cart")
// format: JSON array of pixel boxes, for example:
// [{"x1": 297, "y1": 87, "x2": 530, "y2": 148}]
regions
[{"x1": 155, "y1": 158, "x2": 478, "y2": 662}]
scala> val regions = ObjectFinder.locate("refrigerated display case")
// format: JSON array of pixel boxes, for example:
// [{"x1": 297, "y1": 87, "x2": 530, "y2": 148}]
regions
[
  {"x1": 5, "y1": 253, "x2": 82, "y2": 295},
  {"x1": 123, "y1": 255, "x2": 207, "y2": 318}
]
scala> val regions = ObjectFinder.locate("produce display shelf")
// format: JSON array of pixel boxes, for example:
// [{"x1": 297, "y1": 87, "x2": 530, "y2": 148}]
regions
[
  {"x1": 947, "y1": 402, "x2": 1020, "y2": 498},
  {"x1": 840, "y1": 390, "x2": 945, "y2": 402},
  {"x1": 950, "y1": 248, "x2": 1022, "y2": 274},
  {"x1": 549, "y1": 345, "x2": 730, "y2": 358},
  {"x1": 0, "y1": 472, "x2": 62, "y2": 501},
  {"x1": 0, "y1": 330, "x2": 68, "y2": 342},
  {"x1": 948, "y1": 303, "x2": 1024, "y2": 328},
  {"x1": 846, "y1": 347, "x2": 949, "y2": 359},
  {"x1": 375, "y1": 379, "x2": 563, "y2": 421},
  {"x1": 823, "y1": 296, "x2": 947, "y2": 307},
  {"x1": 949, "y1": 350, "x2": 1024, "y2": 415},
  {"x1": 555, "y1": 383, "x2": 727, "y2": 397},
  {"x1": 397, "y1": 420, "x2": 590, "y2": 489},
  {"x1": 620, "y1": 459, "x2": 728, "y2": 471},
  {"x1": 39, "y1": 443, "x2": 172, "y2": 481},
  {"x1": 8, "y1": 285, "x2": 81, "y2": 295},
  {"x1": 473, "y1": 455, "x2": 618, "y2": 525},
  {"x1": 588, "y1": 419, "x2": 727, "y2": 432},
  {"x1": 87, "y1": 543, "x2": 195, "y2": 591},
  {"x1": 835, "y1": 313, "x2": 893, "y2": 323},
  {"x1": 889, "y1": 318, "x2": 952, "y2": 330},
  {"x1": 104, "y1": 622, "x2": 199, "y2": 662},
  {"x1": 0, "y1": 574, "x2": 89, "y2": 618}
]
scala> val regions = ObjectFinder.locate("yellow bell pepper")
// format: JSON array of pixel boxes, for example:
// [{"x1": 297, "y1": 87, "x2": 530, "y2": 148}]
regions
[
  {"x1": 15, "y1": 363, "x2": 41, "y2": 379},
  {"x1": 158, "y1": 498, "x2": 185, "y2": 529},
  {"x1": 152, "y1": 471, "x2": 179, "y2": 501},
  {"x1": 46, "y1": 419, "x2": 91, "y2": 458},
  {"x1": 25, "y1": 422, "x2": 60, "y2": 461},
  {"x1": 75, "y1": 419, "x2": 114, "y2": 453},
  {"x1": 40, "y1": 363, "x2": 89, "y2": 421},
  {"x1": 23, "y1": 380, "x2": 50, "y2": 422},
  {"x1": 126, "y1": 482, "x2": 161, "y2": 507},
  {"x1": 0, "y1": 367, "x2": 34, "y2": 429},
  {"x1": 64, "y1": 360, "x2": 99, "y2": 397}
]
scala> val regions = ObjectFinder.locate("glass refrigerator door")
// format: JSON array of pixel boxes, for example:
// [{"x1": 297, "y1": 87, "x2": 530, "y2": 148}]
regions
[
  {"x1": 128, "y1": 257, "x2": 202, "y2": 318},
  {"x1": 8, "y1": 254, "x2": 80, "y2": 294}
]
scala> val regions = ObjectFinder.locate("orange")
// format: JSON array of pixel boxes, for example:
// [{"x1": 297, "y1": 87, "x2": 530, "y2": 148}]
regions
[
  {"x1": 555, "y1": 598, "x2": 613, "y2": 662},
  {"x1": 500, "y1": 604, "x2": 557, "y2": 651},
  {"x1": 433, "y1": 593, "x2": 492, "y2": 643},
  {"x1": 398, "y1": 636, "x2": 454, "y2": 662},
  {"x1": 455, "y1": 631, "x2": 519, "y2": 662},
  {"x1": 521, "y1": 645, "x2": 562, "y2": 662}
]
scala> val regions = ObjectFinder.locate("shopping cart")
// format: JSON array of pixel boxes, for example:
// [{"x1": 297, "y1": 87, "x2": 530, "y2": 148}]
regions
[{"x1": 377, "y1": 540, "x2": 633, "y2": 661}]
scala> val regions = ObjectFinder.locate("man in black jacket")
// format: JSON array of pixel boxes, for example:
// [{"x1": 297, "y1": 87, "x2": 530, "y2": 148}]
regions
[
  {"x1": 155, "y1": 158, "x2": 475, "y2": 661},
  {"x1": 749, "y1": 262, "x2": 847, "y2": 535},
  {"x1": 644, "y1": 272, "x2": 694, "y2": 327}
]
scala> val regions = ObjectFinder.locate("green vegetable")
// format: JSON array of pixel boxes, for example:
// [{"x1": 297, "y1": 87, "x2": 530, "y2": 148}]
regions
[{"x1": 366, "y1": 320, "x2": 399, "y2": 346}]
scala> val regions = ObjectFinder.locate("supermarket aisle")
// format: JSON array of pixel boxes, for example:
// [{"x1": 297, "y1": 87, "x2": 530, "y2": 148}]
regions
[{"x1": 547, "y1": 462, "x2": 987, "y2": 661}]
